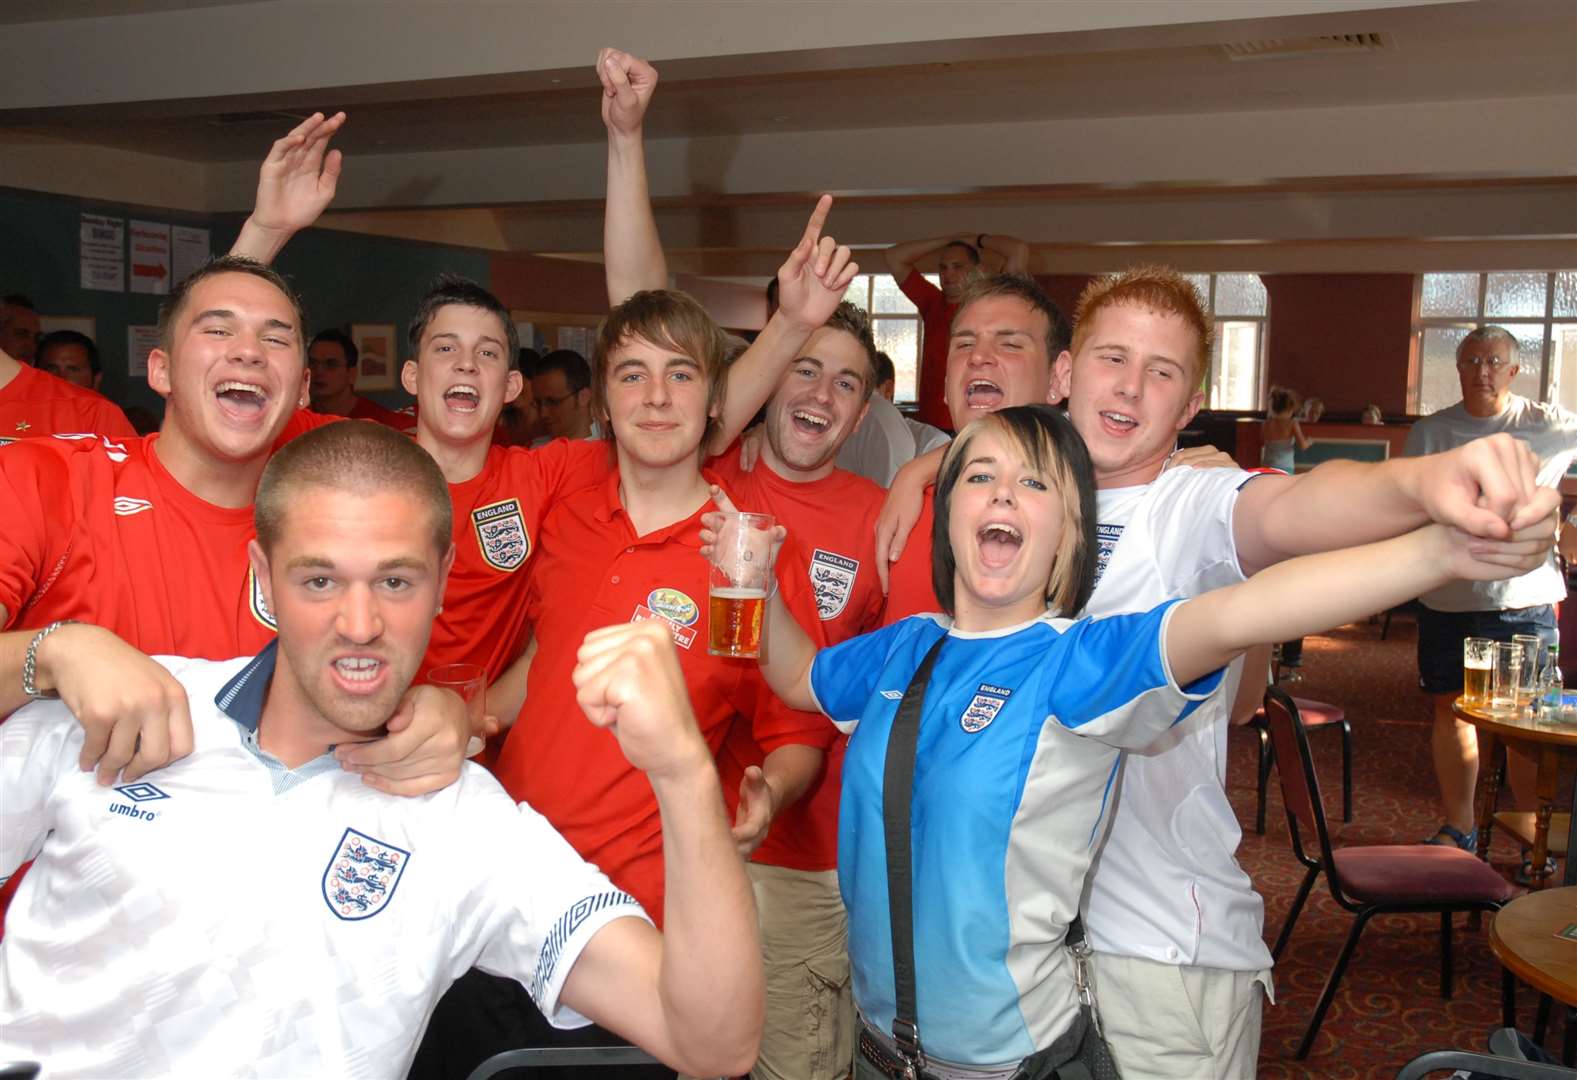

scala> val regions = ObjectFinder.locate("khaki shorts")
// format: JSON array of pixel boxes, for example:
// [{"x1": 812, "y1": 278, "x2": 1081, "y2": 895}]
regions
[{"x1": 748, "y1": 863, "x2": 855, "y2": 1080}]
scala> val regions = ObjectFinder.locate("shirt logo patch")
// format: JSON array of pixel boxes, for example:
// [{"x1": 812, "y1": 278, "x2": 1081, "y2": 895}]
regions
[
  {"x1": 322, "y1": 828, "x2": 411, "y2": 921},
  {"x1": 248, "y1": 565, "x2": 277, "y2": 630},
  {"x1": 113, "y1": 496, "x2": 153, "y2": 517},
  {"x1": 810, "y1": 549, "x2": 858, "y2": 620},
  {"x1": 1094, "y1": 523, "x2": 1123, "y2": 586},
  {"x1": 0, "y1": 437, "x2": 14, "y2": 447},
  {"x1": 961, "y1": 683, "x2": 1012, "y2": 733},
  {"x1": 879, "y1": 689, "x2": 903, "y2": 700},
  {"x1": 633, "y1": 587, "x2": 700, "y2": 650},
  {"x1": 472, "y1": 498, "x2": 530, "y2": 572},
  {"x1": 115, "y1": 782, "x2": 170, "y2": 802}
]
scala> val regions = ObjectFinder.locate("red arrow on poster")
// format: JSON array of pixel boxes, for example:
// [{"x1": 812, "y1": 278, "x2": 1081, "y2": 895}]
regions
[{"x1": 132, "y1": 263, "x2": 168, "y2": 279}]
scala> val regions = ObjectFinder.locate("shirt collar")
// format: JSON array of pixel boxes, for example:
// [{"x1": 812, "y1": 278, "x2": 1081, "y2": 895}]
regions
[{"x1": 214, "y1": 638, "x2": 279, "y2": 733}]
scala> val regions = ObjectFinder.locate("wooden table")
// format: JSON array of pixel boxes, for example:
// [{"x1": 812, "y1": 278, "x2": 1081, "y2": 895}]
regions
[
  {"x1": 1491, "y1": 886, "x2": 1577, "y2": 1007},
  {"x1": 1455, "y1": 698, "x2": 1577, "y2": 889}
]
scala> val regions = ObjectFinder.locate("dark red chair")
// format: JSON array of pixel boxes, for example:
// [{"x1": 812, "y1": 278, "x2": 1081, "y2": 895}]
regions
[
  {"x1": 1253, "y1": 693, "x2": 1351, "y2": 835},
  {"x1": 1265, "y1": 687, "x2": 1514, "y2": 1060}
]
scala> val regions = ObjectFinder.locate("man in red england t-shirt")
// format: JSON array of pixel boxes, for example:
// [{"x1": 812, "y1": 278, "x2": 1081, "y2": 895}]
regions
[
  {"x1": 0, "y1": 344, "x2": 135, "y2": 446},
  {"x1": 0, "y1": 256, "x2": 473, "y2": 792},
  {"x1": 882, "y1": 232, "x2": 1029, "y2": 431}
]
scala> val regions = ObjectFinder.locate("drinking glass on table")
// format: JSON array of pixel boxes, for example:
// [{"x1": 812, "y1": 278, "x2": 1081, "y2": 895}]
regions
[
  {"x1": 1512, "y1": 634, "x2": 1543, "y2": 708},
  {"x1": 1490, "y1": 642, "x2": 1524, "y2": 712},
  {"x1": 1462, "y1": 637, "x2": 1494, "y2": 708},
  {"x1": 707, "y1": 511, "x2": 776, "y2": 658},
  {"x1": 428, "y1": 662, "x2": 486, "y2": 757}
]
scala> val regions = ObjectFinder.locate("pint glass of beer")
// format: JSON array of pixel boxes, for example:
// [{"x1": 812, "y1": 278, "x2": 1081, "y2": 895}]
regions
[
  {"x1": 1462, "y1": 637, "x2": 1494, "y2": 707},
  {"x1": 707, "y1": 511, "x2": 776, "y2": 658}
]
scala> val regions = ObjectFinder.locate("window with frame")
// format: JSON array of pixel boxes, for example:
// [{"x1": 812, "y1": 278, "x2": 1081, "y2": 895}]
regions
[
  {"x1": 1412, "y1": 271, "x2": 1577, "y2": 416},
  {"x1": 840, "y1": 273, "x2": 936, "y2": 405},
  {"x1": 1180, "y1": 273, "x2": 1269, "y2": 410}
]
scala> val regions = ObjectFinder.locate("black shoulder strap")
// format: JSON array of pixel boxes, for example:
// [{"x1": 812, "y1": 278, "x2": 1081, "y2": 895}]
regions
[{"x1": 883, "y1": 633, "x2": 948, "y2": 1063}]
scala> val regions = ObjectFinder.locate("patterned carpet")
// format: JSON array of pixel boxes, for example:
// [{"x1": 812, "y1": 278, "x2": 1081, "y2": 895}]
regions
[{"x1": 1233, "y1": 616, "x2": 1568, "y2": 1079}]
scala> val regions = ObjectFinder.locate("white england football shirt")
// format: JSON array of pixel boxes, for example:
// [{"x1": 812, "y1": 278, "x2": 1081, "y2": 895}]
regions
[
  {"x1": 0, "y1": 648, "x2": 647, "y2": 1079},
  {"x1": 1080, "y1": 466, "x2": 1275, "y2": 978}
]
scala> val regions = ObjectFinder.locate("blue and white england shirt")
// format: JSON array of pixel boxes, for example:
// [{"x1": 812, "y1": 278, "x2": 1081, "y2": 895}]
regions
[
  {"x1": 810, "y1": 605, "x2": 1223, "y2": 1067},
  {"x1": 0, "y1": 650, "x2": 647, "y2": 1079}
]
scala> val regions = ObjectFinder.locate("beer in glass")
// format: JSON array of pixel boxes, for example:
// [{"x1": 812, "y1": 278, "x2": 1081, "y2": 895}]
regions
[
  {"x1": 707, "y1": 511, "x2": 776, "y2": 658},
  {"x1": 1462, "y1": 637, "x2": 1493, "y2": 707}
]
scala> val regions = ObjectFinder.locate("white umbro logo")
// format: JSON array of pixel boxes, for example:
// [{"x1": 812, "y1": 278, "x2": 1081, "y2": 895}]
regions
[
  {"x1": 879, "y1": 690, "x2": 903, "y2": 700},
  {"x1": 113, "y1": 497, "x2": 153, "y2": 517}
]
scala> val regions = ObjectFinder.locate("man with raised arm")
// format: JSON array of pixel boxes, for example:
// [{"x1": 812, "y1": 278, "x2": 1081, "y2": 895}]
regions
[
  {"x1": 876, "y1": 265, "x2": 1555, "y2": 1076},
  {"x1": 884, "y1": 231, "x2": 1029, "y2": 431},
  {"x1": 0, "y1": 421, "x2": 764, "y2": 1079}
]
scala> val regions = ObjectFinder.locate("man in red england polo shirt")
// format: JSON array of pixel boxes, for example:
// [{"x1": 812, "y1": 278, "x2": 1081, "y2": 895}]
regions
[
  {"x1": 0, "y1": 344, "x2": 134, "y2": 445},
  {"x1": 883, "y1": 231, "x2": 1029, "y2": 430},
  {"x1": 305, "y1": 328, "x2": 412, "y2": 429},
  {"x1": 597, "y1": 49, "x2": 884, "y2": 1074}
]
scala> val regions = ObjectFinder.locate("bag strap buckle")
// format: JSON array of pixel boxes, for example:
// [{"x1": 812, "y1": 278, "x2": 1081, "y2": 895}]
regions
[
  {"x1": 892, "y1": 1017, "x2": 926, "y2": 1077},
  {"x1": 1068, "y1": 939, "x2": 1103, "y2": 1039}
]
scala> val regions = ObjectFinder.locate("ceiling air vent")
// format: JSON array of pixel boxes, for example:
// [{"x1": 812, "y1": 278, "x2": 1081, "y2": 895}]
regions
[{"x1": 1219, "y1": 33, "x2": 1394, "y2": 61}]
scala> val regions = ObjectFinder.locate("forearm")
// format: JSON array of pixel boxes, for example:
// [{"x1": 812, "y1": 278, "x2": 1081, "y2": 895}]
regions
[
  {"x1": 1237, "y1": 458, "x2": 1432, "y2": 574},
  {"x1": 1172, "y1": 528, "x2": 1445, "y2": 683},
  {"x1": 883, "y1": 235, "x2": 958, "y2": 280},
  {"x1": 651, "y1": 756, "x2": 762, "y2": 1071},
  {"x1": 604, "y1": 128, "x2": 667, "y2": 305},
  {"x1": 227, "y1": 217, "x2": 293, "y2": 265},
  {"x1": 0, "y1": 627, "x2": 34, "y2": 717},
  {"x1": 979, "y1": 233, "x2": 1029, "y2": 273},
  {"x1": 487, "y1": 637, "x2": 535, "y2": 730},
  {"x1": 760, "y1": 743, "x2": 823, "y2": 817},
  {"x1": 760, "y1": 590, "x2": 818, "y2": 710},
  {"x1": 709, "y1": 311, "x2": 815, "y2": 453}
]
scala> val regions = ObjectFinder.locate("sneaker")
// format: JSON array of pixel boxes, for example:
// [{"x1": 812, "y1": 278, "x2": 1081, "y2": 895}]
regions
[{"x1": 1516, "y1": 852, "x2": 1559, "y2": 886}]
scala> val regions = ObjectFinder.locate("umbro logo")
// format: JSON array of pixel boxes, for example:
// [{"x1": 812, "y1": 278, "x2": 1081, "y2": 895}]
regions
[
  {"x1": 879, "y1": 690, "x2": 903, "y2": 700},
  {"x1": 109, "y1": 781, "x2": 170, "y2": 822},
  {"x1": 113, "y1": 497, "x2": 153, "y2": 517}
]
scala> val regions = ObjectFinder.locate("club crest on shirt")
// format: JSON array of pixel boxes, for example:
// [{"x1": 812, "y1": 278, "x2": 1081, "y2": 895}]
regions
[
  {"x1": 960, "y1": 683, "x2": 1012, "y2": 733},
  {"x1": 633, "y1": 587, "x2": 699, "y2": 650},
  {"x1": 1094, "y1": 523, "x2": 1123, "y2": 586},
  {"x1": 322, "y1": 828, "x2": 411, "y2": 921},
  {"x1": 248, "y1": 565, "x2": 277, "y2": 630},
  {"x1": 810, "y1": 548, "x2": 858, "y2": 620},
  {"x1": 472, "y1": 498, "x2": 529, "y2": 572}
]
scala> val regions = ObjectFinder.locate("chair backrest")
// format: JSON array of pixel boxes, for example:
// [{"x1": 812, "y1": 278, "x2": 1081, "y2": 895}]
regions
[
  {"x1": 1395, "y1": 1047, "x2": 1577, "y2": 1079},
  {"x1": 1263, "y1": 687, "x2": 1336, "y2": 873}
]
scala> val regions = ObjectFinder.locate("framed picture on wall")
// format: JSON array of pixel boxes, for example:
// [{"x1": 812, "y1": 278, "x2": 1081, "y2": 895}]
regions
[{"x1": 351, "y1": 324, "x2": 398, "y2": 392}]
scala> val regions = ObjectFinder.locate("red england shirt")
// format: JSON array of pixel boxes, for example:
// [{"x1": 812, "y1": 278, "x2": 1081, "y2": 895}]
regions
[
  {"x1": 898, "y1": 270, "x2": 957, "y2": 432},
  {"x1": 882, "y1": 485, "x2": 942, "y2": 625},
  {"x1": 0, "y1": 364, "x2": 135, "y2": 446},
  {"x1": 493, "y1": 469, "x2": 832, "y2": 920},
  {"x1": 707, "y1": 441, "x2": 885, "y2": 871}
]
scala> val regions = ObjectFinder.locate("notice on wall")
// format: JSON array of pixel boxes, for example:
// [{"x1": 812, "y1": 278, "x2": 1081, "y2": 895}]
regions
[
  {"x1": 172, "y1": 225, "x2": 210, "y2": 282},
  {"x1": 127, "y1": 325, "x2": 161, "y2": 378},
  {"x1": 80, "y1": 214, "x2": 125, "y2": 292},
  {"x1": 129, "y1": 221, "x2": 172, "y2": 295}
]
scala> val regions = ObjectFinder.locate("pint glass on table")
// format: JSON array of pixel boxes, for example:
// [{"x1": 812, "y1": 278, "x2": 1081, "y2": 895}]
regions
[
  {"x1": 1462, "y1": 637, "x2": 1494, "y2": 708},
  {"x1": 707, "y1": 511, "x2": 775, "y2": 658}
]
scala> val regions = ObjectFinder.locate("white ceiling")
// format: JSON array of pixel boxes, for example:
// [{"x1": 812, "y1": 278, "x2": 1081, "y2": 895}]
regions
[{"x1": 0, "y1": 0, "x2": 1572, "y2": 272}]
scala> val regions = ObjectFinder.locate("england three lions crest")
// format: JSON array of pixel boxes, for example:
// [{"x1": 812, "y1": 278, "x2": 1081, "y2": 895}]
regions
[
  {"x1": 960, "y1": 683, "x2": 1012, "y2": 733},
  {"x1": 810, "y1": 549, "x2": 858, "y2": 620},
  {"x1": 473, "y1": 499, "x2": 529, "y2": 572},
  {"x1": 322, "y1": 828, "x2": 411, "y2": 921}
]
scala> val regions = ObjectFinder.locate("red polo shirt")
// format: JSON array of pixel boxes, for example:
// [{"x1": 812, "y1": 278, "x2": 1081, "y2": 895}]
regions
[
  {"x1": 0, "y1": 363, "x2": 135, "y2": 446},
  {"x1": 707, "y1": 442, "x2": 885, "y2": 871},
  {"x1": 494, "y1": 468, "x2": 832, "y2": 920},
  {"x1": 898, "y1": 270, "x2": 956, "y2": 432}
]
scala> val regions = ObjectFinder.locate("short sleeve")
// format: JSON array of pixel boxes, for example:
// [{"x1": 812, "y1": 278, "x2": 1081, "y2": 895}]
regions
[
  {"x1": 0, "y1": 441, "x2": 68, "y2": 627},
  {"x1": 468, "y1": 794, "x2": 650, "y2": 1030},
  {"x1": 897, "y1": 269, "x2": 945, "y2": 320},
  {"x1": 0, "y1": 699, "x2": 83, "y2": 881},
  {"x1": 95, "y1": 400, "x2": 136, "y2": 440},
  {"x1": 1143, "y1": 468, "x2": 1253, "y2": 597},
  {"x1": 809, "y1": 620, "x2": 912, "y2": 728},
  {"x1": 522, "y1": 437, "x2": 614, "y2": 507},
  {"x1": 1044, "y1": 601, "x2": 1225, "y2": 749}
]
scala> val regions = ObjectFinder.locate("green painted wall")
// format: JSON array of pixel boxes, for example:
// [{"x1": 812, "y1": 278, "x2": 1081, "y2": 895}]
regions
[{"x1": 0, "y1": 186, "x2": 492, "y2": 419}]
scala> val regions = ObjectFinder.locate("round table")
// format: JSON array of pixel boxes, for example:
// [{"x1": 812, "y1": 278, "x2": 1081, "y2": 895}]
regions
[{"x1": 1454, "y1": 698, "x2": 1577, "y2": 890}]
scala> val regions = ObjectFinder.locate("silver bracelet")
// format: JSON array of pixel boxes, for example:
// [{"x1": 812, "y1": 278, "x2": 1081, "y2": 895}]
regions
[{"x1": 22, "y1": 620, "x2": 77, "y2": 700}]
